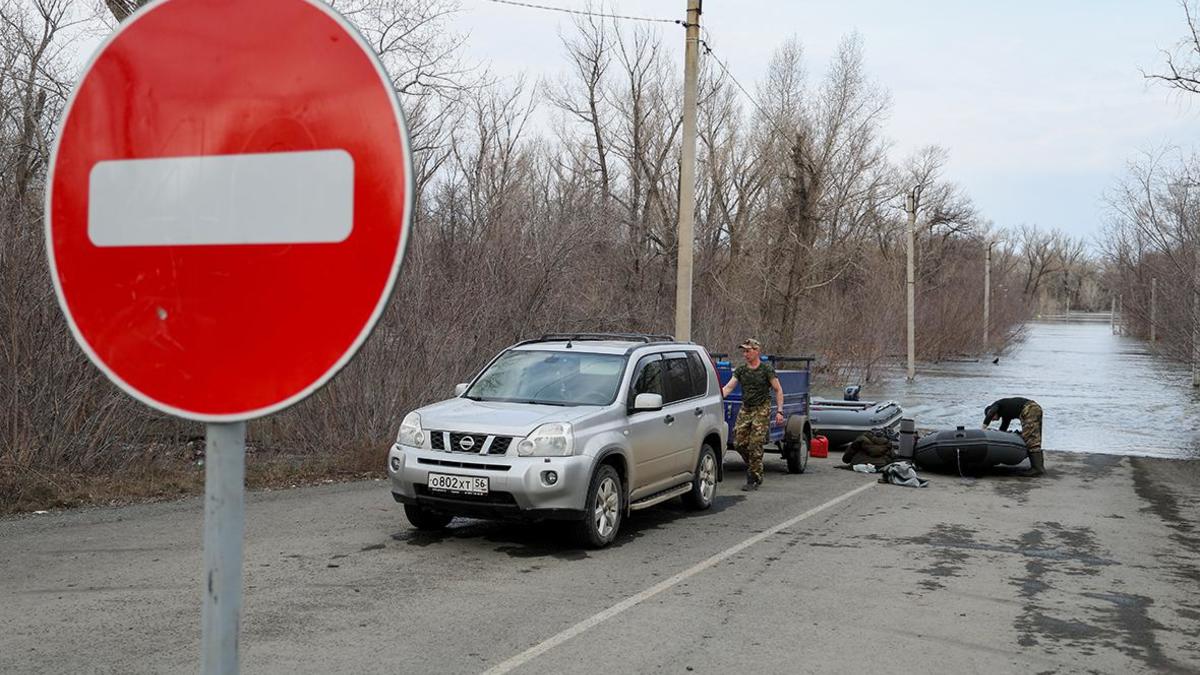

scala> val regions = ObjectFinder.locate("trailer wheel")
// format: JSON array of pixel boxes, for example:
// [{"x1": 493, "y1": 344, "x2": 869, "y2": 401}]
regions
[{"x1": 784, "y1": 415, "x2": 809, "y2": 474}]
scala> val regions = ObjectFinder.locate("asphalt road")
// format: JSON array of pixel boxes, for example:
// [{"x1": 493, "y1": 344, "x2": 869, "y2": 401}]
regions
[{"x1": 2, "y1": 451, "x2": 1198, "y2": 674}]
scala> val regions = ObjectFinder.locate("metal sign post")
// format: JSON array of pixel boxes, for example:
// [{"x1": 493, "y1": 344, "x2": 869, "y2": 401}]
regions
[{"x1": 201, "y1": 422, "x2": 246, "y2": 674}]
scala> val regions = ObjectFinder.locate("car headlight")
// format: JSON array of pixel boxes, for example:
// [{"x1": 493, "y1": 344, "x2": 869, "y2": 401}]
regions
[
  {"x1": 396, "y1": 411, "x2": 425, "y2": 448},
  {"x1": 517, "y1": 422, "x2": 575, "y2": 457}
]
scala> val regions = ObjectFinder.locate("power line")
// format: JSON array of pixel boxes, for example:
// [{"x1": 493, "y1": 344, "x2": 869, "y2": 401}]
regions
[
  {"x1": 483, "y1": 0, "x2": 683, "y2": 25},
  {"x1": 700, "y1": 38, "x2": 797, "y2": 144},
  {"x1": 699, "y1": 39, "x2": 760, "y2": 118}
]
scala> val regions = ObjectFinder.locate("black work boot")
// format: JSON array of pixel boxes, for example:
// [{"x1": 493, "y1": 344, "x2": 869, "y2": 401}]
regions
[
  {"x1": 741, "y1": 475, "x2": 759, "y2": 491},
  {"x1": 1020, "y1": 451, "x2": 1045, "y2": 477}
]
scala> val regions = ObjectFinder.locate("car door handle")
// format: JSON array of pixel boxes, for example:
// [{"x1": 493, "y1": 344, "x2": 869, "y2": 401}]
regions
[
  {"x1": 664, "y1": 415, "x2": 674, "y2": 424},
  {"x1": 694, "y1": 408, "x2": 703, "y2": 417}
]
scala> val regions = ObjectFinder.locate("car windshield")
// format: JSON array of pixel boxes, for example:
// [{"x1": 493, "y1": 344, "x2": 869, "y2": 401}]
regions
[{"x1": 465, "y1": 350, "x2": 626, "y2": 406}]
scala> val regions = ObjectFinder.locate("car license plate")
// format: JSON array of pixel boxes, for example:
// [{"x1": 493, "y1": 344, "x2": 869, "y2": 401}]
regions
[{"x1": 427, "y1": 472, "x2": 489, "y2": 495}]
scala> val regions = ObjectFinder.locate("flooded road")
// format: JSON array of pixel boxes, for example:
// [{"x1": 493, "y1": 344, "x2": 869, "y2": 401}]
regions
[{"x1": 815, "y1": 314, "x2": 1200, "y2": 459}]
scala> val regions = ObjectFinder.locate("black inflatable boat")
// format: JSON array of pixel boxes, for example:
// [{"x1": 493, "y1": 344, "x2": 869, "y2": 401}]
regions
[
  {"x1": 810, "y1": 398, "x2": 904, "y2": 448},
  {"x1": 913, "y1": 426, "x2": 1028, "y2": 473}
]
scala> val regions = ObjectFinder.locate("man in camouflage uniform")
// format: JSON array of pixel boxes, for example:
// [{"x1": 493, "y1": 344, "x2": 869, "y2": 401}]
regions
[
  {"x1": 721, "y1": 338, "x2": 786, "y2": 491},
  {"x1": 983, "y1": 397, "x2": 1045, "y2": 476}
]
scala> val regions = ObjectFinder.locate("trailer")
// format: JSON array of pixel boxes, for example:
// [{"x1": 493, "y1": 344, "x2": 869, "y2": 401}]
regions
[{"x1": 713, "y1": 354, "x2": 815, "y2": 474}]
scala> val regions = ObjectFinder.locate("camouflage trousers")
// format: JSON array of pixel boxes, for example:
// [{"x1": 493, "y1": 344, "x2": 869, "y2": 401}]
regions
[
  {"x1": 1020, "y1": 401, "x2": 1043, "y2": 452},
  {"x1": 733, "y1": 403, "x2": 770, "y2": 482}
]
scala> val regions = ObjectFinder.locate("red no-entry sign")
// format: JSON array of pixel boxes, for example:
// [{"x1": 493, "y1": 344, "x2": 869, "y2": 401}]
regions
[{"x1": 46, "y1": 0, "x2": 411, "y2": 422}]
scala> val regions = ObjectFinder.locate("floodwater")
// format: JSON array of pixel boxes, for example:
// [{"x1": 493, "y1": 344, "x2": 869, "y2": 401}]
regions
[{"x1": 813, "y1": 314, "x2": 1200, "y2": 459}]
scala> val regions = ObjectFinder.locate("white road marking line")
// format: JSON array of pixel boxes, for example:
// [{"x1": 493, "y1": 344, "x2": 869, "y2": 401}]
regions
[
  {"x1": 88, "y1": 149, "x2": 354, "y2": 247},
  {"x1": 481, "y1": 480, "x2": 877, "y2": 675}
]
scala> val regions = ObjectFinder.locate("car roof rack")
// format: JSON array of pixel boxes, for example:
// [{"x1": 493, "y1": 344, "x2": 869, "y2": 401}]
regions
[{"x1": 515, "y1": 332, "x2": 680, "y2": 347}]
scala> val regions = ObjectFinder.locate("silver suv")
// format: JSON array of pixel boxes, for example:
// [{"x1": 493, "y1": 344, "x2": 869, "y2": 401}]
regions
[{"x1": 387, "y1": 334, "x2": 727, "y2": 547}]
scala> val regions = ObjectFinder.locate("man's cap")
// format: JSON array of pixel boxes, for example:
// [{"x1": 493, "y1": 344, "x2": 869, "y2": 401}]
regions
[{"x1": 739, "y1": 338, "x2": 762, "y2": 350}]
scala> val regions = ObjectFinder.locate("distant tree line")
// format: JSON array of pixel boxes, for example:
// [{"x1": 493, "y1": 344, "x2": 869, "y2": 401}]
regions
[
  {"x1": 2, "y1": 0, "x2": 1083, "y2": 474},
  {"x1": 1102, "y1": 0, "x2": 1200, "y2": 362},
  {"x1": 1102, "y1": 149, "x2": 1199, "y2": 359}
]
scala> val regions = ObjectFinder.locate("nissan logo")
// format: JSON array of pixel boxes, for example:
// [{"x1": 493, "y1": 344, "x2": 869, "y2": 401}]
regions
[{"x1": 458, "y1": 436, "x2": 476, "y2": 451}]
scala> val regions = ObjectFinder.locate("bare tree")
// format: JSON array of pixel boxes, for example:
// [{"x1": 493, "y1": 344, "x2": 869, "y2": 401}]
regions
[
  {"x1": 755, "y1": 35, "x2": 892, "y2": 347},
  {"x1": 695, "y1": 75, "x2": 770, "y2": 263},
  {"x1": 1018, "y1": 224, "x2": 1064, "y2": 297},
  {"x1": 2, "y1": 0, "x2": 158, "y2": 472},
  {"x1": 608, "y1": 23, "x2": 682, "y2": 260},
  {"x1": 1146, "y1": 0, "x2": 1200, "y2": 95},
  {"x1": 101, "y1": 0, "x2": 144, "y2": 23},
  {"x1": 546, "y1": 12, "x2": 613, "y2": 204}
]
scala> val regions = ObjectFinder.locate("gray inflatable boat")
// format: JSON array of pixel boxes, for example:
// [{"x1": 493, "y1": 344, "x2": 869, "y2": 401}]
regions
[
  {"x1": 913, "y1": 426, "x2": 1028, "y2": 473},
  {"x1": 810, "y1": 397, "x2": 904, "y2": 448}
]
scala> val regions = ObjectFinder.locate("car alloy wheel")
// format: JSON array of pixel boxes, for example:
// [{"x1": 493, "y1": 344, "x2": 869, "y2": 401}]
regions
[
  {"x1": 594, "y1": 475, "x2": 619, "y2": 539},
  {"x1": 684, "y1": 443, "x2": 718, "y2": 510},
  {"x1": 698, "y1": 452, "x2": 716, "y2": 504},
  {"x1": 575, "y1": 464, "x2": 622, "y2": 548}
]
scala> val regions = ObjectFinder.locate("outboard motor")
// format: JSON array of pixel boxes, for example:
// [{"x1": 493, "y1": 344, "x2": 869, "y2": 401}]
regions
[{"x1": 843, "y1": 385, "x2": 862, "y2": 401}]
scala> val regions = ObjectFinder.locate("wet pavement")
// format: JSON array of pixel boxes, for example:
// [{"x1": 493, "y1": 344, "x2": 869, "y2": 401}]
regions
[
  {"x1": 814, "y1": 314, "x2": 1200, "y2": 459},
  {"x1": 3, "y1": 451, "x2": 1198, "y2": 674}
]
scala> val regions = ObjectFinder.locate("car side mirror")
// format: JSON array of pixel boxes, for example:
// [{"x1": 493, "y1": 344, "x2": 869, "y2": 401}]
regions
[
  {"x1": 633, "y1": 393, "x2": 663, "y2": 412},
  {"x1": 454, "y1": 383, "x2": 469, "y2": 397}
]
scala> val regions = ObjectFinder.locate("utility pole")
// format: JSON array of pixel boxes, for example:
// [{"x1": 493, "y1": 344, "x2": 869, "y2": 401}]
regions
[
  {"x1": 1151, "y1": 277, "x2": 1157, "y2": 343},
  {"x1": 673, "y1": 0, "x2": 701, "y2": 341},
  {"x1": 905, "y1": 185, "x2": 920, "y2": 381},
  {"x1": 1193, "y1": 218, "x2": 1200, "y2": 385},
  {"x1": 983, "y1": 240, "x2": 992, "y2": 351}
]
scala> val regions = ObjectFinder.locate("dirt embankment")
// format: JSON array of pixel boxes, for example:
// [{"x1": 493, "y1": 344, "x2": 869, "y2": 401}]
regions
[{"x1": 0, "y1": 443, "x2": 384, "y2": 516}]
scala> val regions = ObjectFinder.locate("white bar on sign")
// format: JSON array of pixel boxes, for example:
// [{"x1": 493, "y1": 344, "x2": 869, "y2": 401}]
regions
[{"x1": 88, "y1": 149, "x2": 354, "y2": 247}]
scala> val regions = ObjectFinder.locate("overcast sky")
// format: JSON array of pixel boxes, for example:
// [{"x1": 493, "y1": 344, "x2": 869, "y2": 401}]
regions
[{"x1": 450, "y1": 0, "x2": 1198, "y2": 244}]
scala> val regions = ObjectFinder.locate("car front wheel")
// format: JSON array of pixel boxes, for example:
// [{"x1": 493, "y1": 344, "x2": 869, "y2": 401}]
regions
[{"x1": 574, "y1": 464, "x2": 623, "y2": 548}]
